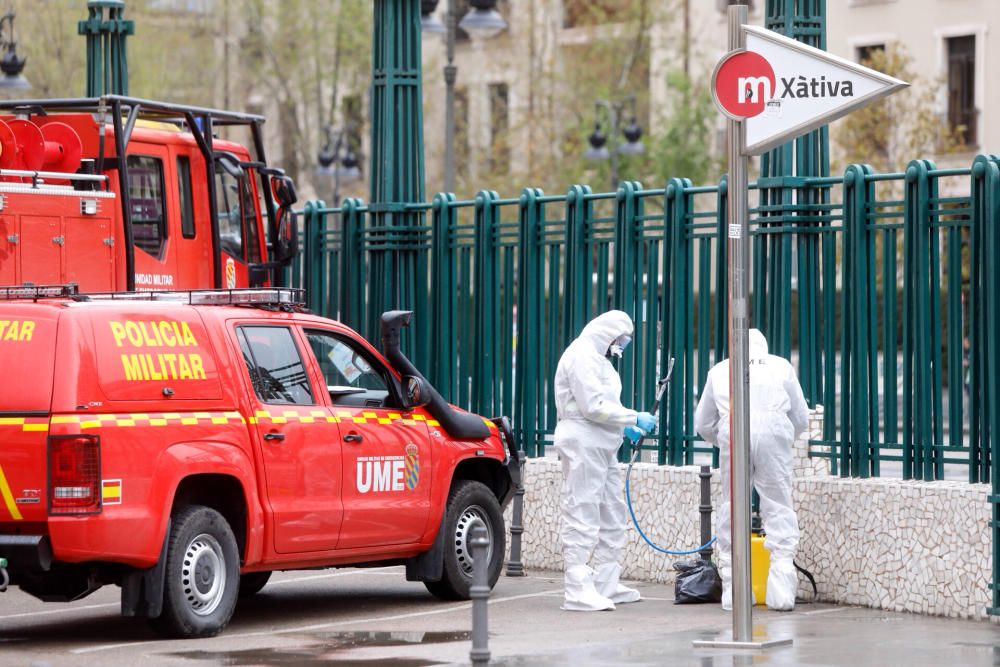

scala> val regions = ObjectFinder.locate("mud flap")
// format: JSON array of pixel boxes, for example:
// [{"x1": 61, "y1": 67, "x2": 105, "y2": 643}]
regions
[
  {"x1": 121, "y1": 519, "x2": 170, "y2": 618},
  {"x1": 405, "y1": 518, "x2": 446, "y2": 582}
]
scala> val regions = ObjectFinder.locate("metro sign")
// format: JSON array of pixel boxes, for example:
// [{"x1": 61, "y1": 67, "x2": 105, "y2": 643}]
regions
[{"x1": 712, "y1": 26, "x2": 908, "y2": 155}]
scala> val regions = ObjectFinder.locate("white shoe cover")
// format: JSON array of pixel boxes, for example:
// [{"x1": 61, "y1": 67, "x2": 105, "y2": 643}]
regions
[
  {"x1": 562, "y1": 565, "x2": 616, "y2": 611},
  {"x1": 594, "y1": 562, "x2": 641, "y2": 604},
  {"x1": 720, "y1": 567, "x2": 756, "y2": 611},
  {"x1": 765, "y1": 559, "x2": 797, "y2": 611}
]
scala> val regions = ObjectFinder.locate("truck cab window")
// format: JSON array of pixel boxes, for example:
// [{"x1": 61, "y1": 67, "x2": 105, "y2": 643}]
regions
[
  {"x1": 215, "y1": 157, "x2": 245, "y2": 260},
  {"x1": 177, "y1": 156, "x2": 195, "y2": 239},
  {"x1": 238, "y1": 326, "x2": 314, "y2": 405},
  {"x1": 305, "y1": 330, "x2": 393, "y2": 408},
  {"x1": 126, "y1": 155, "x2": 167, "y2": 258}
]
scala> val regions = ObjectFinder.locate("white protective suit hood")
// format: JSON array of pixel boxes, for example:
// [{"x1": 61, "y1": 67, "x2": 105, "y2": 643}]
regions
[
  {"x1": 553, "y1": 310, "x2": 637, "y2": 433},
  {"x1": 579, "y1": 310, "x2": 634, "y2": 358}
]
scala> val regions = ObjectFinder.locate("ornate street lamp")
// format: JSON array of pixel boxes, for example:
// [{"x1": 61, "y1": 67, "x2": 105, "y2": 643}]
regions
[
  {"x1": 317, "y1": 125, "x2": 362, "y2": 206},
  {"x1": 0, "y1": 12, "x2": 29, "y2": 91},
  {"x1": 421, "y1": 0, "x2": 508, "y2": 192},
  {"x1": 585, "y1": 96, "x2": 644, "y2": 190}
]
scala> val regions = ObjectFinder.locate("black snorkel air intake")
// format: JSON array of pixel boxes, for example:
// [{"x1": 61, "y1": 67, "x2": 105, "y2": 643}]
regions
[{"x1": 380, "y1": 310, "x2": 491, "y2": 441}]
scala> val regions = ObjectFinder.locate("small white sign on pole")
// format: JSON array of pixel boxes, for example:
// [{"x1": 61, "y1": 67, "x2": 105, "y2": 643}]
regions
[{"x1": 712, "y1": 25, "x2": 908, "y2": 155}]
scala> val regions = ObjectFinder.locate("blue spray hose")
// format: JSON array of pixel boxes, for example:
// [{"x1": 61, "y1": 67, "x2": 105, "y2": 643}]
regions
[
  {"x1": 625, "y1": 357, "x2": 717, "y2": 556},
  {"x1": 625, "y1": 447, "x2": 717, "y2": 555}
]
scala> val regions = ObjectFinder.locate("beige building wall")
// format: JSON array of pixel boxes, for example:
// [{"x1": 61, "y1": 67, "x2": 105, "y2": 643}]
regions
[{"x1": 826, "y1": 0, "x2": 999, "y2": 162}]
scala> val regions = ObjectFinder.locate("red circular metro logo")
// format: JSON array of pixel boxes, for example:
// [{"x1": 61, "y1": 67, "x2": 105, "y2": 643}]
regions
[{"x1": 714, "y1": 50, "x2": 776, "y2": 119}]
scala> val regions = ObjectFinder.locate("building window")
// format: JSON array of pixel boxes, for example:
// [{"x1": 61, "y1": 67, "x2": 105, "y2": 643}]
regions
[
  {"x1": 126, "y1": 155, "x2": 167, "y2": 258},
  {"x1": 489, "y1": 83, "x2": 510, "y2": 174},
  {"x1": 856, "y1": 43, "x2": 885, "y2": 65},
  {"x1": 946, "y1": 35, "x2": 976, "y2": 147}
]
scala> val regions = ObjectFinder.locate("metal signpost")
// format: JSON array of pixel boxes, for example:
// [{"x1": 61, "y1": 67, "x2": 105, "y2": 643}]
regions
[{"x1": 694, "y1": 4, "x2": 906, "y2": 650}]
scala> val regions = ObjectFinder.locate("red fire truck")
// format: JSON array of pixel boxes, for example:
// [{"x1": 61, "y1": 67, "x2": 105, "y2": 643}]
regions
[{"x1": 0, "y1": 95, "x2": 299, "y2": 293}]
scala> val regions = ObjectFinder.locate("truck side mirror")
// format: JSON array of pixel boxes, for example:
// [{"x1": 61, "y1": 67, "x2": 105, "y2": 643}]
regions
[
  {"x1": 274, "y1": 208, "x2": 298, "y2": 265},
  {"x1": 401, "y1": 375, "x2": 431, "y2": 410},
  {"x1": 271, "y1": 175, "x2": 298, "y2": 208}
]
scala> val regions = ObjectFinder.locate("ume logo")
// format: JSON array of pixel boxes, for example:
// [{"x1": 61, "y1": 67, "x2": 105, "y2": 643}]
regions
[{"x1": 714, "y1": 50, "x2": 776, "y2": 118}]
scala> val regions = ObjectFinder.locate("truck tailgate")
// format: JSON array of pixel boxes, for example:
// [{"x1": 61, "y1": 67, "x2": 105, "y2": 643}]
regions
[{"x1": 0, "y1": 305, "x2": 58, "y2": 524}]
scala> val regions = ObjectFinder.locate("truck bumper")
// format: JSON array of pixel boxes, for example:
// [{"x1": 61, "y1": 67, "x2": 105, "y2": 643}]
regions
[
  {"x1": 0, "y1": 535, "x2": 52, "y2": 572},
  {"x1": 492, "y1": 416, "x2": 523, "y2": 509}
]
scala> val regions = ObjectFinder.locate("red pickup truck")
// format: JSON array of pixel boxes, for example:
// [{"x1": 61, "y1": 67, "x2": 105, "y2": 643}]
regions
[{"x1": 0, "y1": 286, "x2": 519, "y2": 638}]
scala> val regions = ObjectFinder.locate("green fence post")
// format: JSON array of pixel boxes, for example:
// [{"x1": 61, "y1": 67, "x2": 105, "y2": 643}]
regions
[
  {"x1": 472, "y1": 191, "x2": 501, "y2": 418},
  {"x1": 973, "y1": 154, "x2": 1000, "y2": 616},
  {"x1": 79, "y1": 0, "x2": 134, "y2": 97},
  {"x1": 664, "y1": 177, "x2": 692, "y2": 465},
  {"x1": 969, "y1": 155, "x2": 998, "y2": 486},
  {"x1": 841, "y1": 164, "x2": 875, "y2": 478},
  {"x1": 614, "y1": 181, "x2": 643, "y2": 461},
  {"x1": 516, "y1": 188, "x2": 545, "y2": 456},
  {"x1": 368, "y1": 0, "x2": 426, "y2": 352},
  {"x1": 430, "y1": 192, "x2": 458, "y2": 396},
  {"x1": 340, "y1": 198, "x2": 366, "y2": 331},
  {"x1": 903, "y1": 160, "x2": 938, "y2": 481},
  {"x1": 564, "y1": 185, "x2": 593, "y2": 340},
  {"x1": 307, "y1": 202, "x2": 328, "y2": 314}
]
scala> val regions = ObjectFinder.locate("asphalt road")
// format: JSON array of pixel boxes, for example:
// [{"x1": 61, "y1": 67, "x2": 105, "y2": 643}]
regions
[{"x1": 2, "y1": 566, "x2": 999, "y2": 666}]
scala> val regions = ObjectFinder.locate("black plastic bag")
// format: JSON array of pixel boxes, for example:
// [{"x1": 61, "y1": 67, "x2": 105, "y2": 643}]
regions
[{"x1": 673, "y1": 558, "x2": 722, "y2": 604}]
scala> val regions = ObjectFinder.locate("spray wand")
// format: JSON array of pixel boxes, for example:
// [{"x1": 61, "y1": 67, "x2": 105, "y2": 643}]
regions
[{"x1": 624, "y1": 357, "x2": 717, "y2": 556}]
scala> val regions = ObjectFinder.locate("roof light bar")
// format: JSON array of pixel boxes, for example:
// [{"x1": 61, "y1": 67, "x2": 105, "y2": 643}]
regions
[
  {"x1": 84, "y1": 288, "x2": 306, "y2": 307},
  {"x1": 0, "y1": 284, "x2": 79, "y2": 300}
]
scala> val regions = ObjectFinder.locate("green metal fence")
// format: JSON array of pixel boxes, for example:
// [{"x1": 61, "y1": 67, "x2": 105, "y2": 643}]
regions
[
  {"x1": 291, "y1": 155, "x2": 995, "y2": 478},
  {"x1": 293, "y1": 154, "x2": 1000, "y2": 611}
]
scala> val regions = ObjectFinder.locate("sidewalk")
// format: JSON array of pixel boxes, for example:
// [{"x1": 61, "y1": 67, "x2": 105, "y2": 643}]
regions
[{"x1": 235, "y1": 569, "x2": 1000, "y2": 667}]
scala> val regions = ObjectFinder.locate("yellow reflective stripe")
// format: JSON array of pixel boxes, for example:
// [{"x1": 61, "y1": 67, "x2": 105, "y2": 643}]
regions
[
  {"x1": 0, "y1": 417, "x2": 25, "y2": 425},
  {"x1": 0, "y1": 463, "x2": 22, "y2": 521},
  {"x1": 23, "y1": 423, "x2": 49, "y2": 432}
]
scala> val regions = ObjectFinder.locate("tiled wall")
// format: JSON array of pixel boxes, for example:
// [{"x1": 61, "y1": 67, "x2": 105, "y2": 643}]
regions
[{"x1": 504, "y1": 408, "x2": 992, "y2": 619}]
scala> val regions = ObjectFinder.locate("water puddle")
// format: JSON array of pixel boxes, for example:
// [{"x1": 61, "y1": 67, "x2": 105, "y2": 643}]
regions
[{"x1": 170, "y1": 630, "x2": 470, "y2": 666}]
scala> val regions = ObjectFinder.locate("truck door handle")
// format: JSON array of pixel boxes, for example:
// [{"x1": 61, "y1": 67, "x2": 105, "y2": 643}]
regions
[
  {"x1": 264, "y1": 432, "x2": 285, "y2": 442},
  {"x1": 343, "y1": 434, "x2": 363, "y2": 443}
]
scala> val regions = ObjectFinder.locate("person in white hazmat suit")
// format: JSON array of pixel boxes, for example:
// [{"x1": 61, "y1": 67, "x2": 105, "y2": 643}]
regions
[
  {"x1": 553, "y1": 310, "x2": 658, "y2": 611},
  {"x1": 693, "y1": 329, "x2": 809, "y2": 611}
]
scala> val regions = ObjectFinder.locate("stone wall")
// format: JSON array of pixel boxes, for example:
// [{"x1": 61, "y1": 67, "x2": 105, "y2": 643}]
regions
[{"x1": 504, "y1": 407, "x2": 992, "y2": 619}]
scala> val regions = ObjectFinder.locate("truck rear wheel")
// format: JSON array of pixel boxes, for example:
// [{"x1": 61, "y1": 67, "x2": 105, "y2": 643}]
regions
[
  {"x1": 149, "y1": 505, "x2": 240, "y2": 638},
  {"x1": 424, "y1": 480, "x2": 505, "y2": 601}
]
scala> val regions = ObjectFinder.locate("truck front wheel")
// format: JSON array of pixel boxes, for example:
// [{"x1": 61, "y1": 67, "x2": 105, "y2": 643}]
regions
[
  {"x1": 149, "y1": 505, "x2": 240, "y2": 638},
  {"x1": 424, "y1": 480, "x2": 505, "y2": 601}
]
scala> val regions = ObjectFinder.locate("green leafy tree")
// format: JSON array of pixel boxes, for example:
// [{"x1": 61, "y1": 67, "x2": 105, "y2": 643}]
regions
[{"x1": 834, "y1": 43, "x2": 964, "y2": 173}]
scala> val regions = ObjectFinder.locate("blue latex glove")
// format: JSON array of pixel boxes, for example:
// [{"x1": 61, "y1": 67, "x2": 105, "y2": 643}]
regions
[
  {"x1": 624, "y1": 425, "x2": 644, "y2": 444},
  {"x1": 636, "y1": 411, "x2": 657, "y2": 433}
]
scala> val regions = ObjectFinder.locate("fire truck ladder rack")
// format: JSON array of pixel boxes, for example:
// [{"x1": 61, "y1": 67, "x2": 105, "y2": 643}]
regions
[
  {"x1": 0, "y1": 170, "x2": 108, "y2": 189},
  {"x1": 0, "y1": 95, "x2": 278, "y2": 293}
]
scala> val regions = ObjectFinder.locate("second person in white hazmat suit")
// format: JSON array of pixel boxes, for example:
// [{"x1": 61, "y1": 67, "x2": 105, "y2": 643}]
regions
[
  {"x1": 553, "y1": 310, "x2": 657, "y2": 611},
  {"x1": 693, "y1": 329, "x2": 809, "y2": 611}
]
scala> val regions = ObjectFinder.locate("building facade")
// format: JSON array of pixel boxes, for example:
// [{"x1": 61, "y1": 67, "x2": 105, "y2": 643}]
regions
[{"x1": 420, "y1": 0, "x2": 998, "y2": 195}]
